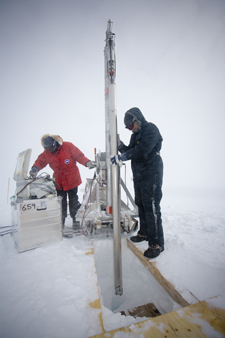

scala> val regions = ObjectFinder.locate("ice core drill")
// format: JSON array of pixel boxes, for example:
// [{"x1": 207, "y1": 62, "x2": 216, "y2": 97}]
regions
[{"x1": 104, "y1": 20, "x2": 123, "y2": 295}]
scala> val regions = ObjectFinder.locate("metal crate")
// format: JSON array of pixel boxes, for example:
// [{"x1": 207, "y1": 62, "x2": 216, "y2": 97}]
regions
[{"x1": 11, "y1": 196, "x2": 62, "y2": 252}]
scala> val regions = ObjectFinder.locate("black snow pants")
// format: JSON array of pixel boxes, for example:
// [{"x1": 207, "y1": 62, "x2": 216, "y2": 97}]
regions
[
  {"x1": 57, "y1": 187, "x2": 80, "y2": 219},
  {"x1": 134, "y1": 156, "x2": 164, "y2": 248}
]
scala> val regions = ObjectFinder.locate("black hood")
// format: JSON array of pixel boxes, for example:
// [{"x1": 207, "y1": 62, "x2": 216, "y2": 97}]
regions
[{"x1": 124, "y1": 107, "x2": 147, "y2": 126}]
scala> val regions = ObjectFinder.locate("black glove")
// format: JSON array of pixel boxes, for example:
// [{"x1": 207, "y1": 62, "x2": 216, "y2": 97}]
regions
[
  {"x1": 86, "y1": 161, "x2": 96, "y2": 169},
  {"x1": 110, "y1": 153, "x2": 127, "y2": 167},
  {"x1": 29, "y1": 166, "x2": 39, "y2": 178}
]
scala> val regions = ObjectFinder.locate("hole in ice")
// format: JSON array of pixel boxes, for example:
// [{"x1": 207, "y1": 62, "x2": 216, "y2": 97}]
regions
[{"x1": 94, "y1": 237, "x2": 181, "y2": 316}]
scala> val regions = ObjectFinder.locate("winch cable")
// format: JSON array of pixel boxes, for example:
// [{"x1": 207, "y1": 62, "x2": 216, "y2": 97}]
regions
[
  {"x1": 124, "y1": 163, "x2": 129, "y2": 207},
  {"x1": 64, "y1": 161, "x2": 134, "y2": 236},
  {"x1": 76, "y1": 172, "x2": 97, "y2": 238},
  {"x1": 62, "y1": 172, "x2": 97, "y2": 238},
  {"x1": 0, "y1": 226, "x2": 12, "y2": 236},
  {"x1": 77, "y1": 163, "x2": 134, "y2": 236},
  {"x1": 16, "y1": 173, "x2": 53, "y2": 196},
  {"x1": 120, "y1": 217, "x2": 138, "y2": 234}
]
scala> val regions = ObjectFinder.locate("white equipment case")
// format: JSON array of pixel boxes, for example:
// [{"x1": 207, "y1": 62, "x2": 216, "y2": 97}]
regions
[
  {"x1": 11, "y1": 149, "x2": 62, "y2": 252},
  {"x1": 11, "y1": 196, "x2": 62, "y2": 252}
]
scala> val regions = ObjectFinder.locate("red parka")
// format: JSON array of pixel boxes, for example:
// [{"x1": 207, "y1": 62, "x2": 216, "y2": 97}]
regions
[{"x1": 33, "y1": 135, "x2": 90, "y2": 191}]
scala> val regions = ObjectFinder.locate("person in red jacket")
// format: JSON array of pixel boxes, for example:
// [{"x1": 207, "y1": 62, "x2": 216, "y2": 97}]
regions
[{"x1": 29, "y1": 134, "x2": 95, "y2": 226}]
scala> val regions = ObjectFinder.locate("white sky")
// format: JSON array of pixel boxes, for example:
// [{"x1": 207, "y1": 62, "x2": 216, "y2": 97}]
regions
[{"x1": 1, "y1": 0, "x2": 225, "y2": 200}]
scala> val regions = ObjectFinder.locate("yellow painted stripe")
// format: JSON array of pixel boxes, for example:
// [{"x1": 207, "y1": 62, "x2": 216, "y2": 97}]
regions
[
  {"x1": 89, "y1": 298, "x2": 104, "y2": 332},
  {"x1": 85, "y1": 248, "x2": 94, "y2": 255}
]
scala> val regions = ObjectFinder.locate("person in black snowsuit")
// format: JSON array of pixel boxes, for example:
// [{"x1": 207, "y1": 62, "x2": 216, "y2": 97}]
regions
[{"x1": 111, "y1": 107, "x2": 164, "y2": 258}]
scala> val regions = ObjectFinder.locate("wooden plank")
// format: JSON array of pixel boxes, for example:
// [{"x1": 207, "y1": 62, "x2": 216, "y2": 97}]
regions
[
  {"x1": 89, "y1": 316, "x2": 177, "y2": 338},
  {"x1": 89, "y1": 298, "x2": 225, "y2": 338},
  {"x1": 209, "y1": 306, "x2": 225, "y2": 327},
  {"x1": 161, "y1": 300, "x2": 225, "y2": 337},
  {"x1": 126, "y1": 238, "x2": 199, "y2": 307},
  {"x1": 204, "y1": 295, "x2": 225, "y2": 330}
]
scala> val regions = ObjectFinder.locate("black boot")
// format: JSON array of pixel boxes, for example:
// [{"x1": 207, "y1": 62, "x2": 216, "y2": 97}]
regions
[
  {"x1": 144, "y1": 247, "x2": 161, "y2": 259},
  {"x1": 130, "y1": 235, "x2": 147, "y2": 243}
]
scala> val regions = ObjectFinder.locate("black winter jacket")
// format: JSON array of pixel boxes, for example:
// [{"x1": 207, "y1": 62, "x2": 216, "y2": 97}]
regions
[{"x1": 119, "y1": 107, "x2": 163, "y2": 183}]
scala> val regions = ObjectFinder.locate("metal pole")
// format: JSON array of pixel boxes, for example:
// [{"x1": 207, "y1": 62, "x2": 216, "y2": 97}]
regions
[
  {"x1": 104, "y1": 22, "x2": 112, "y2": 215},
  {"x1": 104, "y1": 20, "x2": 123, "y2": 295}
]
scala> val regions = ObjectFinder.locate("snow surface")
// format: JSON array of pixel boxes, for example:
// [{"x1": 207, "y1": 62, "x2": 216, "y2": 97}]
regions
[{"x1": 0, "y1": 186, "x2": 225, "y2": 337}]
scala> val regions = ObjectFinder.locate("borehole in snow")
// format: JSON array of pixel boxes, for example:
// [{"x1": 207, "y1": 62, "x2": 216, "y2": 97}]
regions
[{"x1": 94, "y1": 237, "x2": 182, "y2": 315}]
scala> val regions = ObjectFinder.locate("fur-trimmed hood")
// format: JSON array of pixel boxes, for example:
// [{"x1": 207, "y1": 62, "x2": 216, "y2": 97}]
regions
[{"x1": 41, "y1": 134, "x2": 63, "y2": 148}]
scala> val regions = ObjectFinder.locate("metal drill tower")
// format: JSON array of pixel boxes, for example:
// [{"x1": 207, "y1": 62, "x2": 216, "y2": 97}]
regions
[{"x1": 104, "y1": 20, "x2": 122, "y2": 295}]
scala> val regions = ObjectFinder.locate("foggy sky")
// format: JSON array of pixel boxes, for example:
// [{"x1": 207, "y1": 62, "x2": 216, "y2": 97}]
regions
[{"x1": 1, "y1": 0, "x2": 225, "y2": 202}]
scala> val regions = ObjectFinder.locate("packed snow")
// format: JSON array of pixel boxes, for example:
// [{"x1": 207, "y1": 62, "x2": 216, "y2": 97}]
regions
[{"x1": 0, "y1": 185, "x2": 225, "y2": 337}]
